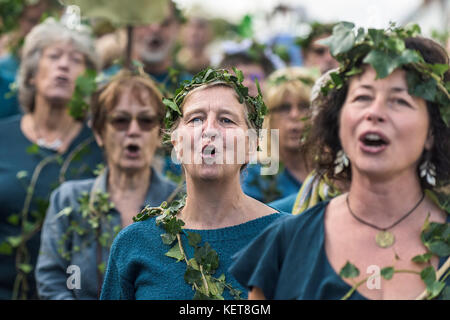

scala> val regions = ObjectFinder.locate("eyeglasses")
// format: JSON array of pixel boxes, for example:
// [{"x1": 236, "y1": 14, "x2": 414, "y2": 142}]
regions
[
  {"x1": 107, "y1": 114, "x2": 160, "y2": 131},
  {"x1": 270, "y1": 102, "x2": 310, "y2": 115}
]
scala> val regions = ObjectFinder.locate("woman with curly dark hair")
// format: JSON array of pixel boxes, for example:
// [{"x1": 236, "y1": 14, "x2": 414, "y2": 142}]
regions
[{"x1": 230, "y1": 23, "x2": 450, "y2": 300}]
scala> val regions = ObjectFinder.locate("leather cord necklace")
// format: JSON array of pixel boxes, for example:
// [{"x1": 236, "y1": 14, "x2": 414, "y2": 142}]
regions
[{"x1": 346, "y1": 192, "x2": 425, "y2": 248}]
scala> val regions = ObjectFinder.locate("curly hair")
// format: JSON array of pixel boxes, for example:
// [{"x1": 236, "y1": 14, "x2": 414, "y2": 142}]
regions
[{"x1": 302, "y1": 36, "x2": 450, "y2": 189}]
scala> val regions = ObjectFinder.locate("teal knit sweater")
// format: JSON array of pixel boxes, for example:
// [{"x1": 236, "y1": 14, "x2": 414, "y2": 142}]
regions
[{"x1": 100, "y1": 212, "x2": 287, "y2": 300}]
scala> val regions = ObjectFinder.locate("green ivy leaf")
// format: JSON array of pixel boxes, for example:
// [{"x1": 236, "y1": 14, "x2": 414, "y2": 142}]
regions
[
  {"x1": 18, "y1": 263, "x2": 33, "y2": 274},
  {"x1": 184, "y1": 265, "x2": 203, "y2": 286},
  {"x1": 193, "y1": 291, "x2": 212, "y2": 300},
  {"x1": 439, "y1": 286, "x2": 450, "y2": 300},
  {"x1": 413, "y1": 78, "x2": 437, "y2": 101},
  {"x1": 421, "y1": 222, "x2": 450, "y2": 257},
  {"x1": 26, "y1": 144, "x2": 40, "y2": 155},
  {"x1": 363, "y1": 49, "x2": 421, "y2": 79},
  {"x1": 165, "y1": 243, "x2": 184, "y2": 262},
  {"x1": 0, "y1": 242, "x2": 13, "y2": 255},
  {"x1": 194, "y1": 242, "x2": 219, "y2": 273},
  {"x1": 16, "y1": 171, "x2": 28, "y2": 180},
  {"x1": 319, "y1": 22, "x2": 355, "y2": 56},
  {"x1": 430, "y1": 63, "x2": 449, "y2": 77},
  {"x1": 380, "y1": 266, "x2": 395, "y2": 280},
  {"x1": 412, "y1": 252, "x2": 433, "y2": 263},
  {"x1": 6, "y1": 236, "x2": 22, "y2": 248},
  {"x1": 164, "y1": 217, "x2": 185, "y2": 235},
  {"x1": 163, "y1": 98, "x2": 181, "y2": 115},
  {"x1": 426, "y1": 281, "x2": 446, "y2": 299},
  {"x1": 161, "y1": 232, "x2": 177, "y2": 245},
  {"x1": 97, "y1": 262, "x2": 106, "y2": 275},
  {"x1": 339, "y1": 261, "x2": 360, "y2": 278},
  {"x1": 420, "y1": 266, "x2": 436, "y2": 287},
  {"x1": 7, "y1": 214, "x2": 20, "y2": 226},
  {"x1": 187, "y1": 232, "x2": 201, "y2": 247}
]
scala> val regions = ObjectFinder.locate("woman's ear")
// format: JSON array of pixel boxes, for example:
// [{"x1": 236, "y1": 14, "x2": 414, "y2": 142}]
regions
[
  {"x1": 170, "y1": 129, "x2": 182, "y2": 162},
  {"x1": 94, "y1": 131, "x2": 104, "y2": 148},
  {"x1": 424, "y1": 129, "x2": 434, "y2": 151}
]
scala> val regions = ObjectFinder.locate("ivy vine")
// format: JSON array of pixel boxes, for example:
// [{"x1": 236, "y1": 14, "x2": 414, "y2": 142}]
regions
[
  {"x1": 133, "y1": 195, "x2": 243, "y2": 300},
  {"x1": 339, "y1": 202, "x2": 450, "y2": 300}
]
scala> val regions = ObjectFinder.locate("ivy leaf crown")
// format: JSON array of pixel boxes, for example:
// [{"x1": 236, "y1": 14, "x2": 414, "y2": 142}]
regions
[
  {"x1": 318, "y1": 22, "x2": 450, "y2": 127},
  {"x1": 162, "y1": 67, "x2": 268, "y2": 134}
]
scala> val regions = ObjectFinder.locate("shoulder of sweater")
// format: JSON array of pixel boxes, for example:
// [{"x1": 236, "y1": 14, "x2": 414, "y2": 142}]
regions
[
  {"x1": 50, "y1": 178, "x2": 96, "y2": 206},
  {"x1": 113, "y1": 217, "x2": 161, "y2": 248},
  {"x1": 0, "y1": 114, "x2": 21, "y2": 128},
  {"x1": 269, "y1": 202, "x2": 328, "y2": 234}
]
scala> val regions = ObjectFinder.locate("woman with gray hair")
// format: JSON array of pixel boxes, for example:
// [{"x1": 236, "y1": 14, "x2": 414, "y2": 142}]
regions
[{"x1": 0, "y1": 18, "x2": 103, "y2": 299}]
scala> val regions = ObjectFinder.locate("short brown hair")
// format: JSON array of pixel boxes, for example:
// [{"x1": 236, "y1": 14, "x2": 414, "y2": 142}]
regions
[{"x1": 91, "y1": 70, "x2": 165, "y2": 136}]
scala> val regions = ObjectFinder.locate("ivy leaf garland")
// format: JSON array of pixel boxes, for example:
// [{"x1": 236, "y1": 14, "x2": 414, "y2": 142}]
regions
[
  {"x1": 134, "y1": 195, "x2": 242, "y2": 300},
  {"x1": 162, "y1": 67, "x2": 267, "y2": 139},
  {"x1": 318, "y1": 22, "x2": 450, "y2": 127}
]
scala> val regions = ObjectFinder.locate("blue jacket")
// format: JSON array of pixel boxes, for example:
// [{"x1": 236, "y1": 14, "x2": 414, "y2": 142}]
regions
[{"x1": 35, "y1": 168, "x2": 177, "y2": 299}]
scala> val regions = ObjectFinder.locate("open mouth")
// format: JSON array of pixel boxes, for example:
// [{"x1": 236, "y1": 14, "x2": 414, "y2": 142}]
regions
[
  {"x1": 359, "y1": 132, "x2": 389, "y2": 153},
  {"x1": 148, "y1": 37, "x2": 163, "y2": 49},
  {"x1": 125, "y1": 144, "x2": 141, "y2": 157},
  {"x1": 202, "y1": 144, "x2": 216, "y2": 158},
  {"x1": 55, "y1": 75, "x2": 69, "y2": 86}
]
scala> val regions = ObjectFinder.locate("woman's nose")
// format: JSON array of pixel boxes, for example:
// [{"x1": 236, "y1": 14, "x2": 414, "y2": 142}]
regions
[
  {"x1": 202, "y1": 118, "x2": 219, "y2": 139},
  {"x1": 365, "y1": 97, "x2": 387, "y2": 123},
  {"x1": 57, "y1": 54, "x2": 70, "y2": 70},
  {"x1": 127, "y1": 118, "x2": 141, "y2": 135}
]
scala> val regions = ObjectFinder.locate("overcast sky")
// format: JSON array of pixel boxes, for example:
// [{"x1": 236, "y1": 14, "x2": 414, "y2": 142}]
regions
[{"x1": 174, "y1": 0, "x2": 423, "y2": 29}]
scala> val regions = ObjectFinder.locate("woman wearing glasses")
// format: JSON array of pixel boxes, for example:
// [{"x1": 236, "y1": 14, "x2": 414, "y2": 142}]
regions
[
  {"x1": 35, "y1": 70, "x2": 177, "y2": 299},
  {"x1": 241, "y1": 67, "x2": 318, "y2": 204}
]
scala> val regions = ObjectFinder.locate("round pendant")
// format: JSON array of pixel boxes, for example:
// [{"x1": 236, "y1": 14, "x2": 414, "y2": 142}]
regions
[{"x1": 375, "y1": 231, "x2": 395, "y2": 248}]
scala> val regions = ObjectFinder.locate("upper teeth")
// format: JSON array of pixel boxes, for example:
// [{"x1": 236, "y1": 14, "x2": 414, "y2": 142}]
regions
[{"x1": 365, "y1": 133, "x2": 382, "y2": 141}]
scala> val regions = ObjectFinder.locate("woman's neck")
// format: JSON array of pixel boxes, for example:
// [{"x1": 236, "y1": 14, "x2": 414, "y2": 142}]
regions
[
  {"x1": 180, "y1": 174, "x2": 254, "y2": 229},
  {"x1": 347, "y1": 169, "x2": 425, "y2": 224},
  {"x1": 107, "y1": 166, "x2": 151, "y2": 195},
  {"x1": 33, "y1": 96, "x2": 76, "y2": 133},
  {"x1": 144, "y1": 56, "x2": 173, "y2": 76},
  {"x1": 107, "y1": 166, "x2": 152, "y2": 227},
  {"x1": 279, "y1": 147, "x2": 309, "y2": 182}
]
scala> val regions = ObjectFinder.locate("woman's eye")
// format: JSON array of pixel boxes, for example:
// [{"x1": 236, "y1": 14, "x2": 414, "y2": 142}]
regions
[
  {"x1": 112, "y1": 117, "x2": 129, "y2": 124},
  {"x1": 354, "y1": 95, "x2": 372, "y2": 102},
  {"x1": 220, "y1": 118, "x2": 233, "y2": 124},
  {"x1": 190, "y1": 117, "x2": 203, "y2": 124},
  {"x1": 393, "y1": 98, "x2": 411, "y2": 107},
  {"x1": 71, "y1": 56, "x2": 84, "y2": 64},
  {"x1": 47, "y1": 53, "x2": 60, "y2": 60}
]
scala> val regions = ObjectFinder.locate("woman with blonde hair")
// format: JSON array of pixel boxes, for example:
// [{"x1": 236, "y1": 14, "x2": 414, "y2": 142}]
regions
[{"x1": 241, "y1": 66, "x2": 318, "y2": 205}]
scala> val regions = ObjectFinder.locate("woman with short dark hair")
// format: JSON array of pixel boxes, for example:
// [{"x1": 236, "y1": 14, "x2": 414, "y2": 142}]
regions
[{"x1": 35, "y1": 70, "x2": 177, "y2": 299}]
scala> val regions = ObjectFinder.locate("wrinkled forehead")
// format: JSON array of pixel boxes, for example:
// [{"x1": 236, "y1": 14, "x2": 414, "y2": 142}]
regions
[
  {"x1": 108, "y1": 85, "x2": 159, "y2": 114},
  {"x1": 182, "y1": 84, "x2": 244, "y2": 115}
]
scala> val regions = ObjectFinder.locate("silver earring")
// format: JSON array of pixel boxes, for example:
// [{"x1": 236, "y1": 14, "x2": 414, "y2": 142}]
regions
[
  {"x1": 334, "y1": 150, "x2": 350, "y2": 175},
  {"x1": 419, "y1": 155, "x2": 436, "y2": 186}
]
